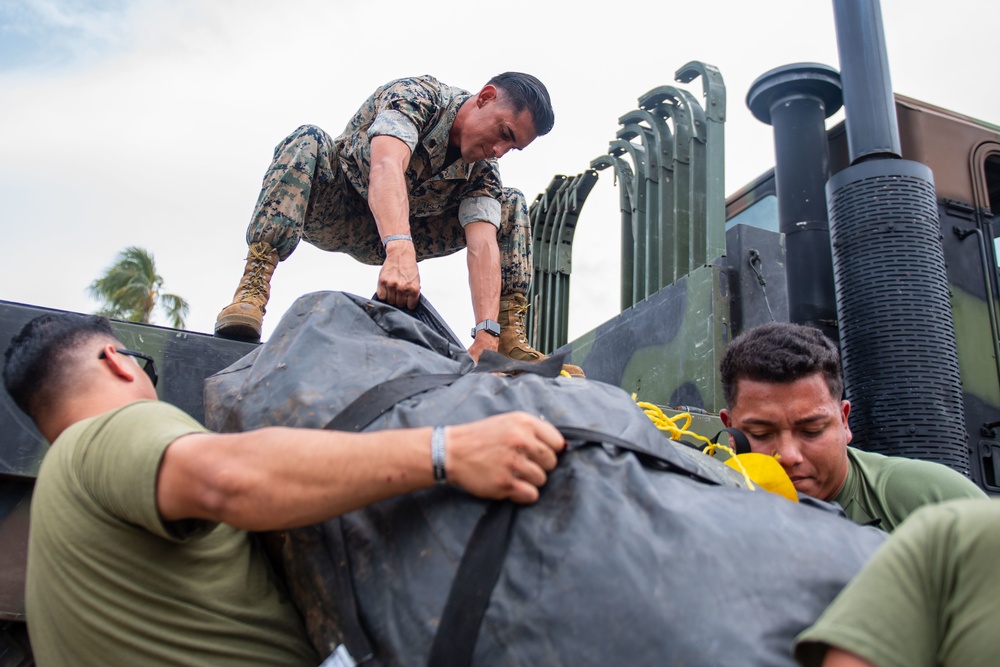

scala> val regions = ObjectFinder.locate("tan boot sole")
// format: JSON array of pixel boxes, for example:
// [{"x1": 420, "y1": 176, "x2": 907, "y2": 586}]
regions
[{"x1": 215, "y1": 312, "x2": 263, "y2": 341}]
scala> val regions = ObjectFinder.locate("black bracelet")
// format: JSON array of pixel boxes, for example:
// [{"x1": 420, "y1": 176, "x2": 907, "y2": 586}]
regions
[{"x1": 431, "y1": 426, "x2": 447, "y2": 485}]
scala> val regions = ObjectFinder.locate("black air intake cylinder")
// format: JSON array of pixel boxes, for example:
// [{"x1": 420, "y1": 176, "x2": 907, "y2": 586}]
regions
[{"x1": 827, "y1": 160, "x2": 967, "y2": 472}]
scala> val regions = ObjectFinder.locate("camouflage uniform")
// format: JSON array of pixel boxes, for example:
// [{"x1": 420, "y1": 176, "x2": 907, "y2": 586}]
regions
[{"x1": 247, "y1": 76, "x2": 532, "y2": 295}]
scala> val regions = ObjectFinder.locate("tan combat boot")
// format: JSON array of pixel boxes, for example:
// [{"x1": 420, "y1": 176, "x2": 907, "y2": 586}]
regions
[
  {"x1": 498, "y1": 293, "x2": 586, "y2": 378},
  {"x1": 214, "y1": 241, "x2": 280, "y2": 341}
]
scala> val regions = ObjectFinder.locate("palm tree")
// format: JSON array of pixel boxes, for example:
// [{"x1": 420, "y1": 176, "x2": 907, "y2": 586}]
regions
[{"x1": 88, "y1": 246, "x2": 189, "y2": 329}]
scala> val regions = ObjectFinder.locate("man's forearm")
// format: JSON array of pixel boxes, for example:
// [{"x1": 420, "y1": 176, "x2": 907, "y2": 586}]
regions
[
  {"x1": 158, "y1": 427, "x2": 434, "y2": 530},
  {"x1": 368, "y1": 135, "x2": 412, "y2": 240},
  {"x1": 465, "y1": 224, "x2": 501, "y2": 358},
  {"x1": 369, "y1": 162, "x2": 411, "y2": 240},
  {"x1": 368, "y1": 135, "x2": 421, "y2": 307},
  {"x1": 465, "y1": 222, "x2": 501, "y2": 322},
  {"x1": 157, "y1": 413, "x2": 566, "y2": 530}
]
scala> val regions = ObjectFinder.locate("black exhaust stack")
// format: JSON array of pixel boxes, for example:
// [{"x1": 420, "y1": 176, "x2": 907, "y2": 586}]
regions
[
  {"x1": 828, "y1": 0, "x2": 969, "y2": 473},
  {"x1": 747, "y1": 63, "x2": 842, "y2": 343}
]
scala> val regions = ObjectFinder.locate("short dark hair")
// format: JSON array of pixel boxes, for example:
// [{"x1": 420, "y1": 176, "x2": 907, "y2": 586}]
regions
[
  {"x1": 488, "y1": 71, "x2": 555, "y2": 136},
  {"x1": 720, "y1": 322, "x2": 844, "y2": 408},
  {"x1": 3, "y1": 313, "x2": 118, "y2": 420}
]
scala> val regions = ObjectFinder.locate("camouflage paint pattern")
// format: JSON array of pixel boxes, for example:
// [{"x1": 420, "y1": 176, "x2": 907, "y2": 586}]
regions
[
  {"x1": 562, "y1": 264, "x2": 730, "y2": 413},
  {"x1": 245, "y1": 75, "x2": 533, "y2": 295}
]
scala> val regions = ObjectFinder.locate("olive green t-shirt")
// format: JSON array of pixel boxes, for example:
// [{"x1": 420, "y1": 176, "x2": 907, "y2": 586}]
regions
[
  {"x1": 26, "y1": 400, "x2": 317, "y2": 666},
  {"x1": 833, "y1": 446, "x2": 986, "y2": 532},
  {"x1": 796, "y1": 498, "x2": 1000, "y2": 667}
]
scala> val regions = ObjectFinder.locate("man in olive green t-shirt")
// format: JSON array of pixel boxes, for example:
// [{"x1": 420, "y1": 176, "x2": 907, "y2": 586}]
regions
[
  {"x1": 720, "y1": 322, "x2": 984, "y2": 532},
  {"x1": 795, "y1": 498, "x2": 1000, "y2": 667},
  {"x1": 28, "y1": 400, "x2": 318, "y2": 666},
  {"x1": 3, "y1": 313, "x2": 565, "y2": 666}
]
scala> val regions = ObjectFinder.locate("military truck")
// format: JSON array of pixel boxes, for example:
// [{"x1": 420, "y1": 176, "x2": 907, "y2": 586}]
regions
[
  {"x1": 540, "y1": 88, "x2": 1000, "y2": 481},
  {"x1": 527, "y1": 2, "x2": 1000, "y2": 495},
  {"x1": 2, "y1": 0, "x2": 997, "y2": 663}
]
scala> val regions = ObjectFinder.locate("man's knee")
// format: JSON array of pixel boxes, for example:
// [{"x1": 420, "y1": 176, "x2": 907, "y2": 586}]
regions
[{"x1": 272, "y1": 124, "x2": 332, "y2": 161}]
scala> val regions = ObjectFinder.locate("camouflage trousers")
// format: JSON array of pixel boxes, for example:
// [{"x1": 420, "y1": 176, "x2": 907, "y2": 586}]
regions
[{"x1": 246, "y1": 125, "x2": 532, "y2": 295}]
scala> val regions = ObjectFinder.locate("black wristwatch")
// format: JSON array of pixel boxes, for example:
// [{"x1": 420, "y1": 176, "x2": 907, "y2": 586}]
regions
[{"x1": 471, "y1": 319, "x2": 501, "y2": 339}]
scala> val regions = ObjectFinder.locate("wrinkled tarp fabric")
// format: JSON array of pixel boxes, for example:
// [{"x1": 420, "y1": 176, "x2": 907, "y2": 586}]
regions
[{"x1": 204, "y1": 291, "x2": 886, "y2": 667}]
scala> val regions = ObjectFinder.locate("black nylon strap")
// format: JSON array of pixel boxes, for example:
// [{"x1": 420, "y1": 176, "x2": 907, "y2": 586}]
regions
[
  {"x1": 426, "y1": 501, "x2": 516, "y2": 667},
  {"x1": 324, "y1": 372, "x2": 722, "y2": 665},
  {"x1": 323, "y1": 349, "x2": 571, "y2": 435},
  {"x1": 313, "y1": 296, "x2": 570, "y2": 663},
  {"x1": 320, "y1": 373, "x2": 462, "y2": 665},
  {"x1": 559, "y1": 425, "x2": 720, "y2": 486},
  {"x1": 427, "y1": 424, "x2": 724, "y2": 667},
  {"x1": 324, "y1": 374, "x2": 462, "y2": 432},
  {"x1": 713, "y1": 427, "x2": 753, "y2": 455}
]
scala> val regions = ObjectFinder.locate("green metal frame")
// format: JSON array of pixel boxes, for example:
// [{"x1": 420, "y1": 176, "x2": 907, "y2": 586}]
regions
[
  {"x1": 527, "y1": 61, "x2": 727, "y2": 362},
  {"x1": 526, "y1": 171, "x2": 600, "y2": 353}
]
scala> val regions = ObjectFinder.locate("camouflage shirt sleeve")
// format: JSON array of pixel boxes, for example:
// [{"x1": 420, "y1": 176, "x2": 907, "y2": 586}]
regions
[
  {"x1": 457, "y1": 159, "x2": 503, "y2": 227},
  {"x1": 366, "y1": 78, "x2": 442, "y2": 154}
]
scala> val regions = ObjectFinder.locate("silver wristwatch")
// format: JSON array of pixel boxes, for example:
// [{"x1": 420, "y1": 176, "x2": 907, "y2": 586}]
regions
[{"x1": 471, "y1": 319, "x2": 501, "y2": 339}]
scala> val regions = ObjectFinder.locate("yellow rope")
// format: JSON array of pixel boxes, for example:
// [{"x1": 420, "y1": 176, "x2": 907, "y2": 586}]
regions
[
  {"x1": 635, "y1": 397, "x2": 756, "y2": 491},
  {"x1": 635, "y1": 398, "x2": 713, "y2": 446}
]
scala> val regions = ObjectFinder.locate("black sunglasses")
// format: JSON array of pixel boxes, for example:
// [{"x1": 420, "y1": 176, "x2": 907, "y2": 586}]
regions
[{"x1": 98, "y1": 348, "x2": 159, "y2": 388}]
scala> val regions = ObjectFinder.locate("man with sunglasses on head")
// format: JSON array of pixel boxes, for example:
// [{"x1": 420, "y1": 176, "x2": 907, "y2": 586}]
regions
[{"x1": 4, "y1": 312, "x2": 564, "y2": 666}]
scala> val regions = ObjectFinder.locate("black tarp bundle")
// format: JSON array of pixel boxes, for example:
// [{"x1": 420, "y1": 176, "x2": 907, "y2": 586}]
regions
[{"x1": 204, "y1": 291, "x2": 884, "y2": 667}]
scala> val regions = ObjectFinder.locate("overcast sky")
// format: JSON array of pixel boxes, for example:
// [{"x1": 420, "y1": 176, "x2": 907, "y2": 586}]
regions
[{"x1": 1, "y1": 0, "x2": 996, "y2": 343}]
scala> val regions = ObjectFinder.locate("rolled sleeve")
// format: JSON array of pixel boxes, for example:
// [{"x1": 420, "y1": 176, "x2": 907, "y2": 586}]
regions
[
  {"x1": 459, "y1": 196, "x2": 501, "y2": 229},
  {"x1": 368, "y1": 110, "x2": 420, "y2": 153}
]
